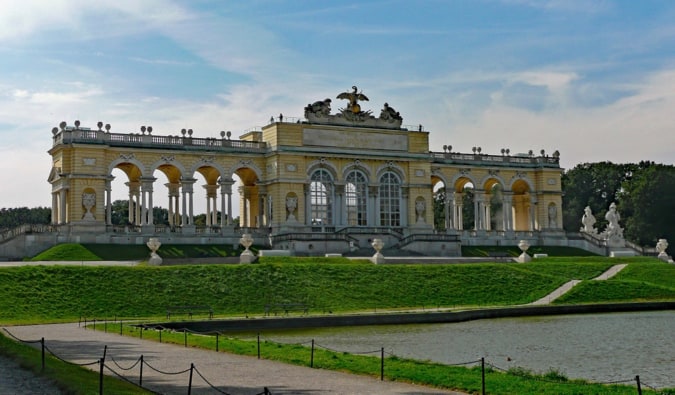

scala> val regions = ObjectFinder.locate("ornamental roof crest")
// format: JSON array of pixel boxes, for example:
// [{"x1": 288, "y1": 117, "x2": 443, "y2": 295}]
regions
[{"x1": 304, "y1": 86, "x2": 403, "y2": 129}]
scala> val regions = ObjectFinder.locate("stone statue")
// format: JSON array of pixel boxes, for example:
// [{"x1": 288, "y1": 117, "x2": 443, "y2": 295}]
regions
[
  {"x1": 604, "y1": 202, "x2": 623, "y2": 240},
  {"x1": 415, "y1": 200, "x2": 426, "y2": 224},
  {"x1": 379, "y1": 102, "x2": 402, "y2": 122},
  {"x1": 304, "y1": 98, "x2": 332, "y2": 118},
  {"x1": 548, "y1": 204, "x2": 557, "y2": 228},
  {"x1": 286, "y1": 196, "x2": 297, "y2": 222},
  {"x1": 337, "y1": 85, "x2": 369, "y2": 114},
  {"x1": 580, "y1": 206, "x2": 597, "y2": 234}
]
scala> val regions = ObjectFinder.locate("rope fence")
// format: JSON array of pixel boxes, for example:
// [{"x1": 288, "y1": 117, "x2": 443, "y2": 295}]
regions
[{"x1": 2, "y1": 327, "x2": 274, "y2": 395}]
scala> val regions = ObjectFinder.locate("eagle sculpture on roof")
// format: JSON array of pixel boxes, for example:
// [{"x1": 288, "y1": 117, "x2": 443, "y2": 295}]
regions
[{"x1": 337, "y1": 86, "x2": 369, "y2": 114}]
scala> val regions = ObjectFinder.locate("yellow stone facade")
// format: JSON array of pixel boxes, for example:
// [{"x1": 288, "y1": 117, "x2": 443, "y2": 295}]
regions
[{"x1": 47, "y1": 90, "x2": 563, "y2": 255}]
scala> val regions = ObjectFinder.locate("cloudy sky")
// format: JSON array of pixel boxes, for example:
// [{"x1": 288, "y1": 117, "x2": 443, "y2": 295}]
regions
[{"x1": 1, "y1": 0, "x2": 674, "y2": 210}]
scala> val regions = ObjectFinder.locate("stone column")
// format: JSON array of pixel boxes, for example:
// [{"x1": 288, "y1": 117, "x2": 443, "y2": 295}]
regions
[
  {"x1": 444, "y1": 189, "x2": 451, "y2": 231},
  {"x1": 454, "y1": 192, "x2": 463, "y2": 230},
  {"x1": 51, "y1": 192, "x2": 58, "y2": 224},
  {"x1": 473, "y1": 191, "x2": 482, "y2": 230},
  {"x1": 304, "y1": 183, "x2": 312, "y2": 226},
  {"x1": 59, "y1": 189, "x2": 67, "y2": 224},
  {"x1": 368, "y1": 185, "x2": 378, "y2": 226},
  {"x1": 220, "y1": 179, "x2": 233, "y2": 226},
  {"x1": 141, "y1": 178, "x2": 156, "y2": 225},
  {"x1": 105, "y1": 178, "x2": 113, "y2": 225},
  {"x1": 203, "y1": 184, "x2": 218, "y2": 226},
  {"x1": 400, "y1": 186, "x2": 409, "y2": 227},
  {"x1": 529, "y1": 195, "x2": 538, "y2": 231},
  {"x1": 166, "y1": 183, "x2": 180, "y2": 227},
  {"x1": 180, "y1": 178, "x2": 196, "y2": 226},
  {"x1": 335, "y1": 184, "x2": 345, "y2": 226},
  {"x1": 502, "y1": 192, "x2": 513, "y2": 231}
]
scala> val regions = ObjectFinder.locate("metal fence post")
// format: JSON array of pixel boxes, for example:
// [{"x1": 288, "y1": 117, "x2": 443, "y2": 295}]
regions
[
  {"x1": 380, "y1": 347, "x2": 384, "y2": 381},
  {"x1": 99, "y1": 358, "x2": 104, "y2": 395},
  {"x1": 188, "y1": 363, "x2": 194, "y2": 395},
  {"x1": 184, "y1": 329, "x2": 187, "y2": 347},
  {"x1": 139, "y1": 355, "x2": 143, "y2": 387},
  {"x1": 257, "y1": 333, "x2": 261, "y2": 359},
  {"x1": 215, "y1": 333, "x2": 219, "y2": 352},
  {"x1": 310, "y1": 339, "x2": 314, "y2": 368},
  {"x1": 636, "y1": 375, "x2": 642, "y2": 395},
  {"x1": 41, "y1": 337, "x2": 45, "y2": 372},
  {"x1": 481, "y1": 357, "x2": 486, "y2": 395}
]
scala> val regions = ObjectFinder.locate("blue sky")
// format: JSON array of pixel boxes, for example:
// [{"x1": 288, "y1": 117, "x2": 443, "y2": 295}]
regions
[{"x1": 1, "y1": 0, "x2": 674, "y2": 209}]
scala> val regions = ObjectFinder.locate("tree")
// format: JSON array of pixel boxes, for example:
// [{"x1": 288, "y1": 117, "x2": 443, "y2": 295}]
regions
[
  {"x1": 561, "y1": 162, "x2": 636, "y2": 232},
  {"x1": 0, "y1": 207, "x2": 51, "y2": 230},
  {"x1": 619, "y1": 163, "x2": 675, "y2": 248},
  {"x1": 433, "y1": 187, "x2": 446, "y2": 231}
]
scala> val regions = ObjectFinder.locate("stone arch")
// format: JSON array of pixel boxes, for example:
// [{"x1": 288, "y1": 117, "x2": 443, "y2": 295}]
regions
[
  {"x1": 227, "y1": 159, "x2": 263, "y2": 184},
  {"x1": 149, "y1": 158, "x2": 187, "y2": 183},
  {"x1": 509, "y1": 176, "x2": 535, "y2": 231},
  {"x1": 376, "y1": 161, "x2": 406, "y2": 183},
  {"x1": 449, "y1": 171, "x2": 478, "y2": 192},
  {"x1": 342, "y1": 159, "x2": 372, "y2": 182},
  {"x1": 306, "y1": 158, "x2": 338, "y2": 181},
  {"x1": 108, "y1": 155, "x2": 147, "y2": 180}
]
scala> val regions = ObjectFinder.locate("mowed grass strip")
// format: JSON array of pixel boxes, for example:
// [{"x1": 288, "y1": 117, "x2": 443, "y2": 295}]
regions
[{"x1": 1, "y1": 258, "x2": 672, "y2": 324}]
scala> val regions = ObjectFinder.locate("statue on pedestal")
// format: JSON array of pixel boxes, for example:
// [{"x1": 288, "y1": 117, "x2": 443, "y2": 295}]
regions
[{"x1": 580, "y1": 206, "x2": 597, "y2": 234}]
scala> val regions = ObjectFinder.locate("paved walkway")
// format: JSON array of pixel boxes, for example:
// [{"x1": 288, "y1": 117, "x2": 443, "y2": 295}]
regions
[
  {"x1": 528, "y1": 264, "x2": 628, "y2": 305},
  {"x1": 5, "y1": 323, "x2": 465, "y2": 395}
]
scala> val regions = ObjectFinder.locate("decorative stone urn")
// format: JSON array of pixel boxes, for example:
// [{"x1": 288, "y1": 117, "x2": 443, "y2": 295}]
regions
[
  {"x1": 146, "y1": 237, "x2": 163, "y2": 265},
  {"x1": 516, "y1": 239, "x2": 531, "y2": 263},
  {"x1": 82, "y1": 193, "x2": 96, "y2": 221},
  {"x1": 239, "y1": 233, "x2": 256, "y2": 263},
  {"x1": 371, "y1": 238, "x2": 385, "y2": 264}
]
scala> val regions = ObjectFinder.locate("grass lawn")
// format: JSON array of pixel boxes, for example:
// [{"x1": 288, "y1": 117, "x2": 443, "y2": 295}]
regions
[{"x1": 2, "y1": 250, "x2": 674, "y2": 395}]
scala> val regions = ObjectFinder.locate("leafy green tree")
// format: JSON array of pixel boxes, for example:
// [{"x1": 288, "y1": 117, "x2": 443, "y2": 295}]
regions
[
  {"x1": 619, "y1": 163, "x2": 675, "y2": 249},
  {"x1": 561, "y1": 162, "x2": 636, "y2": 232},
  {"x1": 0, "y1": 207, "x2": 51, "y2": 230},
  {"x1": 462, "y1": 187, "x2": 475, "y2": 230}
]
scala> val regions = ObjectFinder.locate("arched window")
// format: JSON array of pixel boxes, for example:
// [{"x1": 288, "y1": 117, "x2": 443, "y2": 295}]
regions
[
  {"x1": 345, "y1": 169, "x2": 368, "y2": 226},
  {"x1": 310, "y1": 169, "x2": 333, "y2": 225},
  {"x1": 379, "y1": 172, "x2": 401, "y2": 227}
]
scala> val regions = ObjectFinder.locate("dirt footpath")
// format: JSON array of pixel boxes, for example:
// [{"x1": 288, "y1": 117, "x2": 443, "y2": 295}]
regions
[{"x1": 6, "y1": 323, "x2": 467, "y2": 395}]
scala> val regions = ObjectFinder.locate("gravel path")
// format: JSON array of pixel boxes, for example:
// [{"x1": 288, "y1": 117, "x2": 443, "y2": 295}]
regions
[
  {"x1": 0, "y1": 354, "x2": 62, "y2": 394},
  {"x1": 5, "y1": 323, "x2": 465, "y2": 395}
]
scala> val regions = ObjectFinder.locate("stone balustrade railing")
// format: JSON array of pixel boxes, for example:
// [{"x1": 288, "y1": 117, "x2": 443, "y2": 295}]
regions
[
  {"x1": 430, "y1": 152, "x2": 560, "y2": 167},
  {"x1": 52, "y1": 128, "x2": 267, "y2": 153}
]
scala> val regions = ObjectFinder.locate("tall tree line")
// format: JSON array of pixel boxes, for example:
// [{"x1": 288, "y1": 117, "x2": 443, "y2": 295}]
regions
[{"x1": 562, "y1": 161, "x2": 675, "y2": 248}]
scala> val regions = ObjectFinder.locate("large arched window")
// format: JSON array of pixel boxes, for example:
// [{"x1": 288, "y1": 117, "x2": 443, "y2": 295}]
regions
[
  {"x1": 345, "y1": 169, "x2": 368, "y2": 226},
  {"x1": 379, "y1": 172, "x2": 401, "y2": 227},
  {"x1": 310, "y1": 169, "x2": 333, "y2": 225}
]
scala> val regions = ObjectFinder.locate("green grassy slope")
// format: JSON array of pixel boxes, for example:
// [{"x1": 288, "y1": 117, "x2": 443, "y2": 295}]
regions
[{"x1": 1, "y1": 258, "x2": 672, "y2": 324}]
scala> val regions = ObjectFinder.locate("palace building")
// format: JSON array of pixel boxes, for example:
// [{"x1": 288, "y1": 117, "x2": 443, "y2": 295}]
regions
[{"x1": 45, "y1": 86, "x2": 564, "y2": 256}]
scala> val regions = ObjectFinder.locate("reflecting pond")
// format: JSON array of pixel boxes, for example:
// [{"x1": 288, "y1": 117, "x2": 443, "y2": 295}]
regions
[{"x1": 243, "y1": 311, "x2": 675, "y2": 389}]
